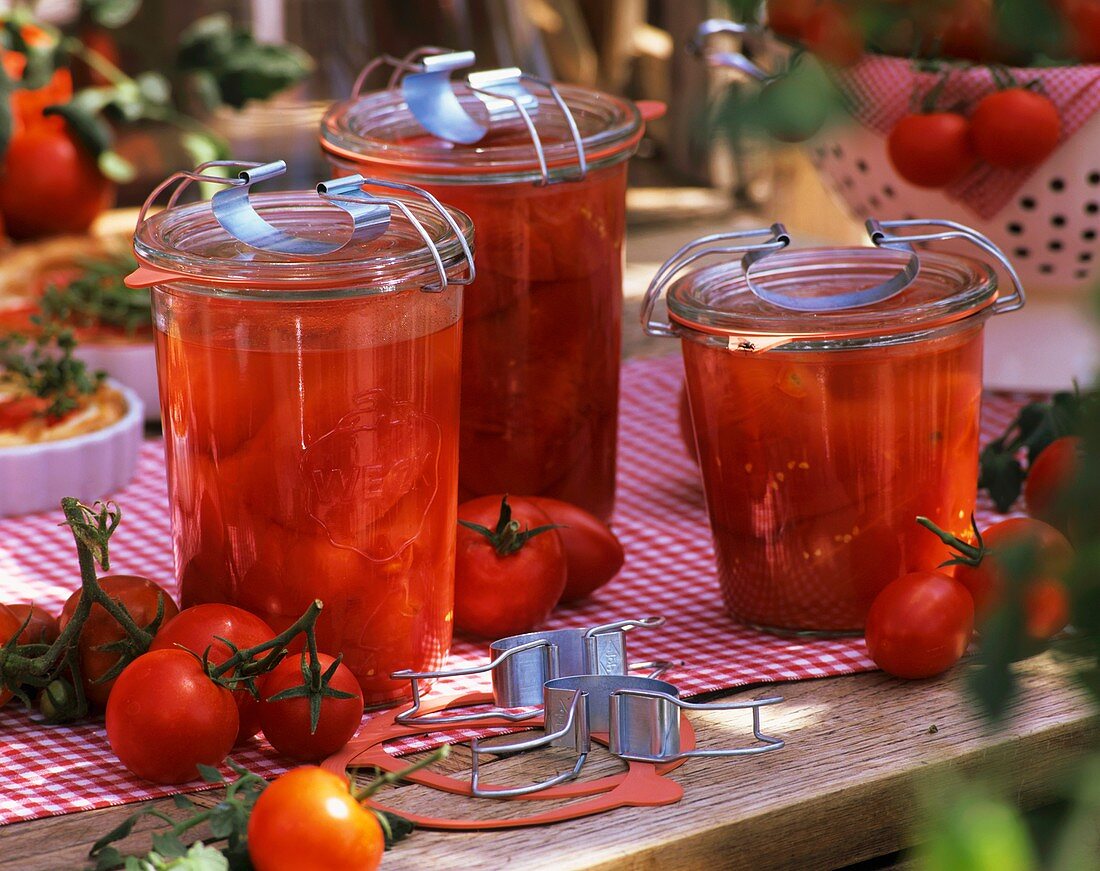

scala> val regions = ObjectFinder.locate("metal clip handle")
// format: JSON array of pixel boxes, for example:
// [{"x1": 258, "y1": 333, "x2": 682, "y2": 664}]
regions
[
  {"x1": 391, "y1": 639, "x2": 556, "y2": 727},
  {"x1": 641, "y1": 225, "x2": 789, "y2": 337},
  {"x1": 867, "y1": 218, "x2": 1026, "y2": 314},
  {"x1": 609, "y1": 690, "x2": 784, "y2": 763},
  {"x1": 470, "y1": 689, "x2": 590, "y2": 798},
  {"x1": 690, "y1": 18, "x2": 769, "y2": 81},
  {"x1": 350, "y1": 46, "x2": 586, "y2": 185}
]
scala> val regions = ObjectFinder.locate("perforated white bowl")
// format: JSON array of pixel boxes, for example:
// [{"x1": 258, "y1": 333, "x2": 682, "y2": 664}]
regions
[{"x1": 809, "y1": 85, "x2": 1100, "y2": 296}]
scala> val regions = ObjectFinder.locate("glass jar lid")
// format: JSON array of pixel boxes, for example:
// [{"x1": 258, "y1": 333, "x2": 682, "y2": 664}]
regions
[
  {"x1": 668, "y1": 247, "x2": 997, "y2": 348},
  {"x1": 129, "y1": 161, "x2": 475, "y2": 295},
  {"x1": 642, "y1": 220, "x2": 1025, "y2": 352},
  {"x1": 319, "y1": 50, "x2": 643, "y2": 184}
]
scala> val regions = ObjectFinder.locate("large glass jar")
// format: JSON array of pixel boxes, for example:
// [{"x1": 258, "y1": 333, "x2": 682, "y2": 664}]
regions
[
  {"x1": 127, "y1": 164, "x2": 474, "y2": 703},
  {"x1": 320, "y1": 58, "x2": 653, "y2": 520},
  {"x1": 643, "y1": 223, "x2": 1024, "y2": 633}
]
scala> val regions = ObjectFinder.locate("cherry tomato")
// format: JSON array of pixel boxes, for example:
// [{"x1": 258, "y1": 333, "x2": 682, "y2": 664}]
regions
[
  {"x1": 804, "y1": 2, "x2": 864, "y2": 67},
  {"x1": 679, "y1": 381, "x2": 698, "y2": 463},
  {"x1": 150, "y1": 604, "x2": 276, "y2": 744},
  {"x1": 0, "y1": 123, "x2": 114, "y2": 240},
  {"x1": 887, "y1": 113, "x2": 975, "y2": 188},
  {"x1": 765, "y1": 0, "x2": 817, "y2": 40},
  {"x1": 59, "y1": 574, "x2": 179, "y2": 708},
  {"x1": 865, "y1": 571, "x2": 974, "y2": 679},
  {"x1": 0, "y1": 603, "x2": 21, "y2": 705},
  {"x1": 922, "y1": 517, "x2": 1072, "y2": 639},
  {"x1": 1059, "y1": 0, "x2": 1100, "y2": 62},
  {"x1": 1024, "y1": 436, "x2": 1081, "y2": 533},
  {"x1": 454, "y1": 495, "x2": 567, "y2": 638},
  {"x1": 8, "y1": 603, "x2": 59, "y2": 645},
  {"x1": 258, "y1": 653, "x2": 363, "y2": 763},
  {"x1": 525, "y1": 497, "x2": 625, "y2": 602},
  {"x1": 247, "y1": 767, "x2": 383, "y2": 871},
  {"x1": 970, "y1": 89, "x2": 1061, "y2": 170},
  {"x1": 105, "y1": 649, "x2": 239, "y2": 784}
]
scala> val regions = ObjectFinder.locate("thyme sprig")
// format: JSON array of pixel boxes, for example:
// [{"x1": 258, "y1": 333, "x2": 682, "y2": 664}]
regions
[
  {"x1": 39, "y1": 252, "x2": 150, "y2": 336},
  {"x1": 0, "y1": 325, "x2": 106, "y2": 420}
]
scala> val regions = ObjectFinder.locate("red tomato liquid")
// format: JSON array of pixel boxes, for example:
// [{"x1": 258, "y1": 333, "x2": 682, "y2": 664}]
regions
[
  {"x1": 337, "y1": 159, "x2": 627, "y2": 520},
  {"x1": 154, "y1": 289, "x2": 460, "y2": 704},
  {"x1": 683, "y1": 323, "x2": 984, "y2": 632}
]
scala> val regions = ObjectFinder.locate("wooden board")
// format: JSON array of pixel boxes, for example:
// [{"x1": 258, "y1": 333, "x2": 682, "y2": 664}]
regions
[{"x1": 2, "y1": 653, "x2": 1093, "y2": 871}]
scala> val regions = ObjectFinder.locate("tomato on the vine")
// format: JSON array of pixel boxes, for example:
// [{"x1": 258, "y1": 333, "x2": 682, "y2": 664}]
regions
[
  {"x1": 920, "y1": 516, "x2": 1073, "y2": 640},
  {"x1": 258, "y1": 652, "x2": 363, "y2": 762},
  {"x1": 1024, "y1": 436, "x2": 1081, "y2": 533},
  {"x1": 887, "y1": 113, "x2": 975, "y2": 188},
  {"x1": 0, "y1": 122, "x2": 114, "y2": 240},
  {"x1": 865, "y1": 571, "x2": 974, "y2": 680},
  {"x1": 247, "y1": 767, "x2": 383, "y2": 871},
  {"x1": 9, "y1": 603, "x2": 59, "y2": 645},
  {"x1": 105, "y1": 649, "x2": 239, "y2": 784},
  {"x1": 150, "y1": 604, "x2": 276, "y2": 744},
  {"x1": 525, "y1": 497, "x2": 625, "y2": 602},
  {"x1": 0, "y1": 604, "x2": 21, "y2": 705},
  {"x1": 455, "y1": 495, "x2": 566, "y2": 638},
  {"x1": 59, "y1": 574, "x2": 178, "y2": 708},
  {"x1": 804, "y1": 2, "x2": 864, "y2": 67},
  {"x1": 970, "y1": 88, "x2": 1061, "y2": 169}
]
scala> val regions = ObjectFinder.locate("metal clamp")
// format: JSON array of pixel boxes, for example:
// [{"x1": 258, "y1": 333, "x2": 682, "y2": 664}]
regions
[
  {"x1": 391, "y1": 616, "x2": 664, "y2": 727},
  {"x1": 470, "y1": 674, "x2": 783, "y2": 797},
  {"x1": 641, "y1": 225, "x2": 790, "y2": 336},
  {"x1": 134, "y1": 160, "x2": 474, "y2": 291},
  {"x1": 866, "y1": 218, "x2": 1026, "y2": 314},
  {"x1": 350, "y1": 47, "x2": 587, "y2": 185},
  {"x1": 690, "y1": 18, "x2": 769, "y2": 82}
]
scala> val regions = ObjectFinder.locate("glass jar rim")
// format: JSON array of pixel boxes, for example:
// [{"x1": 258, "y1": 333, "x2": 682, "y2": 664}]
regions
[
  {"x1": 666, "y1": 246, "x2": 998, "y2": 349},
  {"x1": 319, "y1": 82, "x2": 643, "y2": 184},
  {"x1": 132, "y1": 189, "x2": 474, "y2": 294}
]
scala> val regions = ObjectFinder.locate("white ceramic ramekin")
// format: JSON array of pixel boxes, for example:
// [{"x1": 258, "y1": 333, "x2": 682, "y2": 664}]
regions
[
  {"x1": 75, "y1": 341, "x2": 160, "y2": 424},
  {"x1": 0, "y1": 380, "x2": 145, "y2": 517}
]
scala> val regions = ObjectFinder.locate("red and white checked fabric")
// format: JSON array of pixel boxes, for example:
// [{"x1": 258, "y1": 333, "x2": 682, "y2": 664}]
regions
[
  {"x1": 833, "y1": 56, "x2": 1100, "y2": 218},
  {"x1": 0, "y1": 354, "x2": 1030, "y2": 825}
]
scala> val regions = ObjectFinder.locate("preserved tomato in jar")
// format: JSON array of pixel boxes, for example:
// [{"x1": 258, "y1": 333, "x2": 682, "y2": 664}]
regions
[
  {"x1": 643, "y1": 221, "x2": 1025, "y2": 633},
  {"x1": 128, "y1": 162, "x2": 474, "y2": 703},
  {"x1": 320, "y1": 51, "x2": 652, "y2": 519}
]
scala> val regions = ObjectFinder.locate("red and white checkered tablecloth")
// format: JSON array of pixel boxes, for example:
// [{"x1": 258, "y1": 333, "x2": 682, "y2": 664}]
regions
[{"x1": 0, "y1": 354, "x2": 1028, "y2": 825}]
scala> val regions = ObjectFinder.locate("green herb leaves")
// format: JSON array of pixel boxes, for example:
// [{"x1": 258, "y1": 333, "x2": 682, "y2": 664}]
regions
[
  {"x1": 39, "y1": 252, "x2": 151, "y2": 336},
  {"x1": 0, "y1": 326, "x2": 106, "y2": 421}
]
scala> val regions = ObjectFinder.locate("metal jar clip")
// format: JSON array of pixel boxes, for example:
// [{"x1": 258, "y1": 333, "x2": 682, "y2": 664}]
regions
[
  {"x1": 641, "y1": 218, "x2": 1026, "y2": 345},
  {"x1": 128, "y1": 159, "x2": 475, "y2": 292},
  {"x1": 391, "y1": 617, "x2": 665, "y2": 727},
  {"x1": 351, "y1": 46, "x2": 587, "y2": 184},
  {"x1": 470, "y1": 674, "x2": 783, "y2": 797}
]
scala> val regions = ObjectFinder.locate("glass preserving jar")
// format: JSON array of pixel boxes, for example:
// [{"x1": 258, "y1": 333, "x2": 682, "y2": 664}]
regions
[
  {"x1": 642, "y1": 219, "x2": 1026, "y2": 634},
  {"x1": 127, "y1": 161, "x2": 475, "y2": 703},
  {"x1": 320, "y1": 50, "x2": 660, "y2": 520}
]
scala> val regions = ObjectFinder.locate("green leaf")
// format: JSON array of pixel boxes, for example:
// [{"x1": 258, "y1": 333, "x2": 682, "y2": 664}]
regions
[
  {"x1": 150, "y1": 832, "x2": 186, "y2": 859},
  {"x1": 43, "y1": 101, "x2": 112, "y2": 156},
  {"x1": 915, "y1": 783, "x2": 1037, "y2": 871},
  {"x1": 176, "y1": 14, "x2": 235, "y2": 71},
  {"x1": 98, "y1": 149, "x2": 136, "y2": 183},
  {"x1": 376, "y1": 810, "x2": 415, "y2": 849},
  {"x1": 206, "y1": 804, "x2": 238, "y2": 839},
  {"x1": 135, "y1": 72, "x2": 171, "y2": 107},
  {"x1": 977, "y1": 445, "x2": 1026, "y2": 514},
  {"x1": 180, "y1": 130, "x2": 228, "y2": 166},
  {"x1": 196, "y1": 764, "x2": 224, "y2": 784},
  {"x1": 176, "y1": 843, "x2": 230, "y2": 871},
  {"x1": 171, "y1": 795, "x2": 196, "y2": 811},
  {"x1": 84, "y1": 0, "x2": 143, "y2": 29},
  {"x1": 93, "y1": 846, "x2": 125, "y2": 871}
]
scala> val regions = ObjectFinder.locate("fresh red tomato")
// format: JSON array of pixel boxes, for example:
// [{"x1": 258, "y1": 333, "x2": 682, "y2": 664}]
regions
[
  {"x1": 765, "y1": 0, "x2": 818, "y2": 40},
  {"x1": 804, "y1": 2, "x2": 864, "y2": 67},
  {"x1": 258, "y1": 653, "x2": 363, "y2": 762},
  {"x1": 8, "y1": 603, "x2": 59, "y2": 645},
  {"x1": 0, "y1": 395, "x2": 50, "y2": 431},
  {"x1": 0, "y1": 123, "x2": 114, "y2": 240},
  {"x1": 59, "y1": 574, "x2": 179, "y2": 708},
  {"x1": 105, "y1": 649, "x2": 239, "y2": 784},
  {"x1": 149, "y1": 604, "x2": 276, "y2": 744},
  {"x1": 525, "y1": 497, "x2": 625, "y2": 602},
  {"x1": 1024, "y1": 436, "x2": 1081, "y2": 533},
  {"x1": 887, "y1": 113, "x2": 975, "y2": 188},
  {"x1": 679, "y1": 382, "x2": 698, "y2": 463},
  {"x1": 925, "y1": 0, "x2": 995, "y2": 62},
  {"x1": 921, "y1": 517, "x2": 1072, "y2": 639},
  {"x1": 454, "y1": 495, "x2": 567, "y2": 638},
  {"x1": 865, "y1": 571, "x2": 974, "y2": 679},
  {"x1": 0, "y1": 604, "x2": 21, "y2": 705},
  {"x1": 970, "y1": 89, "x2": 1061, "y2": 169},
  {"x1": 1060, "y1": 0, "x2": 1100, "y2": 62},
  {"x1": 247, "y1": 766, "x2": 383, "y2": 871}
]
